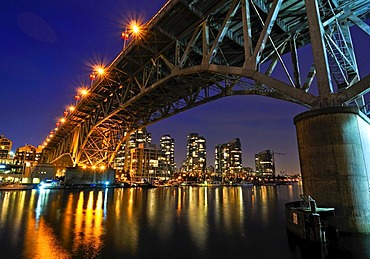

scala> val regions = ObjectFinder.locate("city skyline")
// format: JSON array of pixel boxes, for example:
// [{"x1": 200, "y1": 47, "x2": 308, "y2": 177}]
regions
[
  {"x1": 1, "y1": 0, "x2": 369, "y2": 175},
  {"x1": 1, "y1": 127, "x2": 296, "y2": 174}
]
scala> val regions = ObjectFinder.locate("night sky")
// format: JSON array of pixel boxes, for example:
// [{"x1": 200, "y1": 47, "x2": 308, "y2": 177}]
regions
[{"x1": 1, "y1": 0, "x2": 369, "y2": 174}]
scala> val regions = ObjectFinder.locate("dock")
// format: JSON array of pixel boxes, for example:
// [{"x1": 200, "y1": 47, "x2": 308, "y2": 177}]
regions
[{"x1": 285, "y1": 195, "x2": 335, "y2": 243}]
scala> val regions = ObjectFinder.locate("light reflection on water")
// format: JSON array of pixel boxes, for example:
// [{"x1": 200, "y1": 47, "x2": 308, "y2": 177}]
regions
[{"x1": 0, "y1": 184, "x2": 369, "y2": 259}]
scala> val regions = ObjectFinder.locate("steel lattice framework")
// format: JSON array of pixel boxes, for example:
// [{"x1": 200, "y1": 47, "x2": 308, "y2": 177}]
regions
[{"x1": 42, "y1": 0, "x2": 370, "y2": 168}]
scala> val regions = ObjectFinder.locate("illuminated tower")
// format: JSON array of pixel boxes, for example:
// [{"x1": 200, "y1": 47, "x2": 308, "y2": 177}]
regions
[
  {"x1": 186, "y1": 133, "x2": 206, "y2": 173},
  {"x1": 215, "y1": 138, "x2": 242, "y2": 174},
  {"x1": 255, "y1": 150, "x2": 275, "y2": 176},
  {"x1": 130, "y1": 143, "x2": 160, "y2": 180},
  {"x1": 114, "y1": 128, "x2": 151, "y2": 173},
  {"x1": 129, "y1": 128, "x2": 152, "y2": 148},
  {"x1": 160, "y1": 134, "x2": 175, "y2": 176}
]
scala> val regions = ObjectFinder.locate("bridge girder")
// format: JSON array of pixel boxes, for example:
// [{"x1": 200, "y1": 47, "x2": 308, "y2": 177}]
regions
[{"x1": 43, "y1": 0, "x2": 370, "y2": 167}]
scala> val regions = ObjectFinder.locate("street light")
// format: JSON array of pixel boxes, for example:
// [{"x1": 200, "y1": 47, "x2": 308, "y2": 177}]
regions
[
  {"x1": 89, "y1": 65, "x2": 106, "y2": 86},
  {"x1": 122, "y1": 20, "x2": 143, "y2": 49},
  {"x1": 78, "y1": 88, "x2": 89, "y2": 97},
  {"x1": 96, "y1": 67, "x2": 105, "y2": 75},
  {"x1": 68, "y1": 105, "x2": 75, "y2": 112}
]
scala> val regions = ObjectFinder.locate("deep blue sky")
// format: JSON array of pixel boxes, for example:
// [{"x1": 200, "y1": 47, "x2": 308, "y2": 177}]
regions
[{"x1": 1, "y1": 0, "x2": 369, "y2": 174}]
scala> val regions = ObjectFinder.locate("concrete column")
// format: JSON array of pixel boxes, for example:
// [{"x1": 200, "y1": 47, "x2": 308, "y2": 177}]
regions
[{"x1": 294, "y1": 107, "x2": 370, "y2": 233}]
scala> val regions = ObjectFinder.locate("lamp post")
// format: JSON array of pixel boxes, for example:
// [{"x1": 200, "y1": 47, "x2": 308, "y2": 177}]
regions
[{"x1": 121, "y1": 20, "x2": 142, "y2": 50}]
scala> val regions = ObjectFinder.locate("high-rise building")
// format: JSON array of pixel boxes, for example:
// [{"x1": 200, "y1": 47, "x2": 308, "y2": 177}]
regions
[
  {"x1": 186, "y1": 133, "x2": 206, "y2": 173},
  {"x1": 160, "y1": 134, "x2": 175, "y2": 175},
  {"x1": 0, "y1": 134, "x2": 12, "y2": 160},
  {"x1": 255, "y1": 150, "x2": 275, "y2": 176},
  {"x1": 130, "y1": 143, "x2": 160, "y2": 180},
  {"x1": 215, "y1": 138, "x2": 242, "y2": 174},
  {"x1": 129, "y1": 128, "x2": 152, "y2": 148},
  {"x1": 114, "y1": 128, "x2": 151, "y2": 173},
  {"x1": 215, "y1": 143, "x2": 228, "y2": 174}
]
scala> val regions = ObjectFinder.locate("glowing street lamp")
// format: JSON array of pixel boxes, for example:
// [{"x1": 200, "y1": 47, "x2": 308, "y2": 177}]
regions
[
  {"x1": 95, "y1": 66, "x2": 105, "y2": 76},
  {"x1": 122, "y1": 20, "x2": 142, "y2": 49},
  {"x1": 131, "y1": 23, "x2": 140, "y2": 35},
  {"x1": 89, "y1": 65, "x2": 106, "y2": 86},
  {"x1": 78, "y1": 88, "x2": 89, "y2": 97}
]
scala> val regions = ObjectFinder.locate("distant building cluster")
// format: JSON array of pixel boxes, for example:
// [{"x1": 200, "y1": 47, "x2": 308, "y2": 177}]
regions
[
  {"x1": 0, "y1": 129, "x2": 284, "y2": 183},
  {"x1": 110, "y1": 128, "x2": 281, "y2": 180},
  {"x1": 0, "y1": 134, "x2": 43, "y2": 183}
]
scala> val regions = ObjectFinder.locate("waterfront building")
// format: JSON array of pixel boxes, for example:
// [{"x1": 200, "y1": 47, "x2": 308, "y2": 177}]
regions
[
  {"x1": 114, "y1": 132, "x2": 129, "y2": 172},
  {"x1": 14, "y1": 144, "x2": 38, "y2": 164},
  {"x1": 0, "y1": 135, "x2": 22, "y2": 182},
  {"x1": 186, "y1": 133, "x2": 206, "y2": 174},
  {"x1": 159, "y1": 134, "x2": 175, "y2": 176},
  {"x1": 130, "y1": 142, "x2": 161, "y2": 180},
  {"x1": 255, "y1": 150, "x2": 275, "y2": 176},
  {"x1": 0, "y1": 142, "x2": 42, "y2": 183},
  {"x1": 0, "y1": 134, "x2": 12, "y2": 160},
  {"x1": 215, "y1": 138, "x2": 243, "y2": 174},
  {"x1": 114, "y1": 128, "x2": 152, "y2": 174},
  {"x1": 215, "y1": 143, "x2": 228, "y2": 174}
]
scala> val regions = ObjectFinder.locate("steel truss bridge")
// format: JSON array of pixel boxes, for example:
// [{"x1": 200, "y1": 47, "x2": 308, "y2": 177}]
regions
[{"x1": 42, "y1": 0, "x2": 370, "y2": 168}]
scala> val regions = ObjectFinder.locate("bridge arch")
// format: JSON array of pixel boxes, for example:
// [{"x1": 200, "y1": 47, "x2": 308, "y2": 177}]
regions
[{"x1": 42, "y1": 0, "x2": 370, "y2": 233}]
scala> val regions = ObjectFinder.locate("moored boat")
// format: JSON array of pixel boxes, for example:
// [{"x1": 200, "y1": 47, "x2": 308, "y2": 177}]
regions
[
  {"x1": 198, "y1": 180, "x2": 222, "y2": 187},
  {"x1": 0, "y1": 183, "x2": 34, "y2": 190},
  {"x1": 38, "y1": 179, "x2": 63, "y2": 189},
  {"x1": 238, "y1": 181, "x2": 253, "y2": 187}
]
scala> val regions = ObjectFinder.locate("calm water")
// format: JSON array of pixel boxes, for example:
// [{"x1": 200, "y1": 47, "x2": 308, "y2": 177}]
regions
[{"x1": 0, "y1": 183, "x2": 369, "y2": 259}]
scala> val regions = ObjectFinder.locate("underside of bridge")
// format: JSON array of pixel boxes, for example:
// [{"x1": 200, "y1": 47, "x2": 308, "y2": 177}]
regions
[{"x1": 41, "y1": 0, "x2": 370, "y2": 233}]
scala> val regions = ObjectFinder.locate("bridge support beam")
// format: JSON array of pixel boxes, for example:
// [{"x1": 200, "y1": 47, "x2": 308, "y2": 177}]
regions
[{"x1": 294, "y1": 106, "x2": 370, "y2": 233}]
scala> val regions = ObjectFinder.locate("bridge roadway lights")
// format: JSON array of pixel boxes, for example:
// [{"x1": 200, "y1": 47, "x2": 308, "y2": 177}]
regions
[{"x1": 294, "y1": 106, "x2": 370, "y2": 233}]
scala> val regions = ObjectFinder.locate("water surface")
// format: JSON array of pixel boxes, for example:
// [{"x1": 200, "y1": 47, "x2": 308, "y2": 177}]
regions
[{"x1": 0, "y1": 184, "x2": 369, "y2": 258}]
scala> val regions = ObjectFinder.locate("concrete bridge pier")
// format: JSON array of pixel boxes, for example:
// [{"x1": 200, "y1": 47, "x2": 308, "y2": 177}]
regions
[{"x1": 294, "y1": 106, "x2": 370, "y2": 233}]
